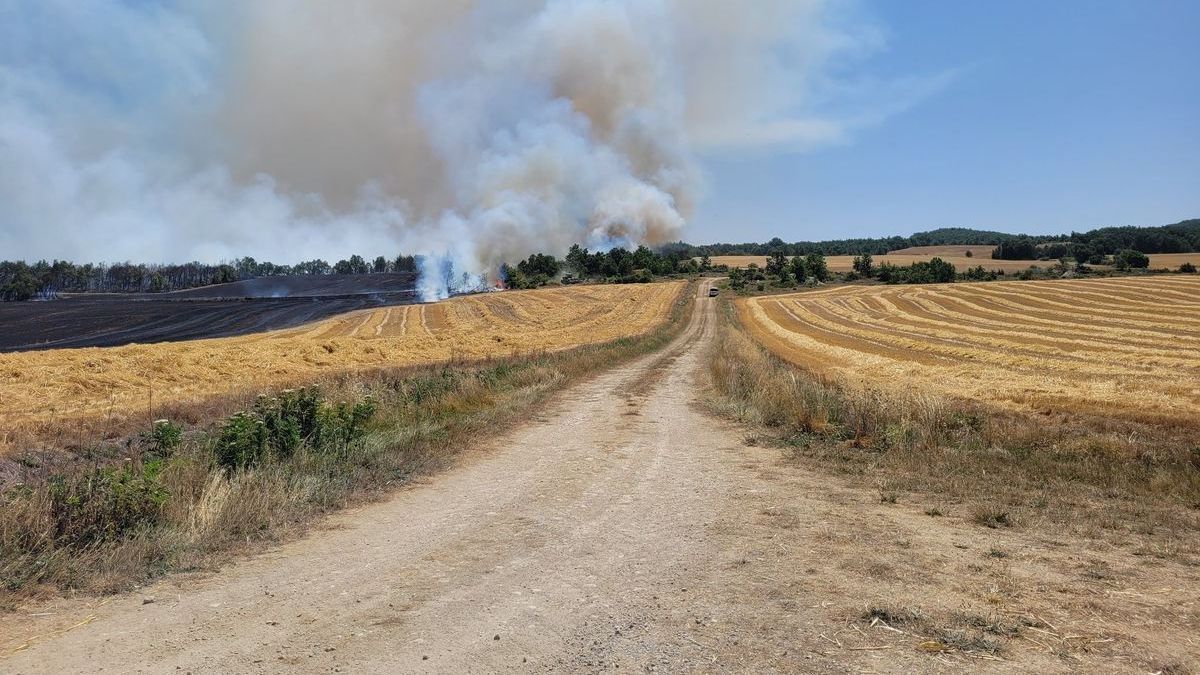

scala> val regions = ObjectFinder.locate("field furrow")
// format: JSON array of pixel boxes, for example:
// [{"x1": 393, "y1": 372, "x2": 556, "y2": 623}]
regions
[
  {"x1": 0, "y1": 282, "x2": 686, "y2": 448},
  {"x1": 738, "y1": 276, "x2": 1200, "y2": 425}
]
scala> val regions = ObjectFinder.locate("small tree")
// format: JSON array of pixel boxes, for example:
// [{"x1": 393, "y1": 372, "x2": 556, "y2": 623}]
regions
[
  {"x1": 517, "y1": 253, "x2": 561, "y2": 279},
  {"x1": 765, "y1": 251, "x2": 788, "y2": 278},
  {"x1": 393, "y1": 254, "x2": 416, "y2": 273},
  {"x1": 0, "y1": 267, "x2": 38, "y2": 301},
  {"x1": 852, "y1": 253, "x2": 874, "y2": 277},
  {"x1": 728, "y1": 267, "x2": 747, "y2": 290},
  {"x1": 1180, "y1": 262, "x2": 1197, "y2": 273},
  {"x1": 927, "y1": 257, "x2": 956, "y2": 283},
  {"x1": 804, "y1": 253, "x2": 828, "y2": 282},
  {"x1": 1113, "y1": 249, "x2": 1149, "y2": 270},
  {"x1": 501, "y1": 263, "x2": 529, "y2": 289},
  {"x1": 214, "y1": 264, "x2": 238, "y2": 284},
  {"x1": 372, "y1": 256, "x2": 388, "y2": 273},
  {"x1": 699, "y1": 254, "x2": 712, "y2": 271},
  {"x1": 789, "y1": 256, "x2": 807, "y2": 284}
]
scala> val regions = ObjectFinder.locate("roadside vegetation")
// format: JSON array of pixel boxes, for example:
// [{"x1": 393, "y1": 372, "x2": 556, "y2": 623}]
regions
[{"x1": 0, "y1": 285, "x2": 694, "y2": 603}]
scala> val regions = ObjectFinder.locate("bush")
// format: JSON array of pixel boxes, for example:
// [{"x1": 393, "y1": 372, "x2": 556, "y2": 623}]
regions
[
  {"x1": 1114, "y1": 249, "x2": 1150, "y2": 270},
  {"x1": 1, "y1": 267, "x2": 38, "y2": 301},
  {"x1": 44, "y1": 464, "x2": 169, "y2": 547},
  {"x1": 879, "y1": 258, "x2": 956, "y2": 284},
  {"x1": 1180, "y1": 262, "x2": 1197, "y2": 273},
  {"x1": 213, "y1": 387, "x2": 375, "y2": 470},
  {"x1": 141, "y1": 419, "x2": 182, "y2": 458},
  {"x1": 804, "y1": 253, "x2": 829, "y2": 282},
  {"x1": 852, "y1": 253, "x2": 874, "y2": 277},
  {"x1": 959, "y1": 265, "x2": 998, "y2": 282}
]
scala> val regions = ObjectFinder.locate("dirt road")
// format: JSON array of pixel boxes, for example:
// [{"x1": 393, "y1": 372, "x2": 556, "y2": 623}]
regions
[{"x1": 3, "y1": 283, "x2": 1194, "y2": 673}]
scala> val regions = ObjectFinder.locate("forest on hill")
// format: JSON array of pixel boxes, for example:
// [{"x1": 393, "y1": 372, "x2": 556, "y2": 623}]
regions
[{"x1": 670, "y1": 219, "x2": 1198, "y2": 259}]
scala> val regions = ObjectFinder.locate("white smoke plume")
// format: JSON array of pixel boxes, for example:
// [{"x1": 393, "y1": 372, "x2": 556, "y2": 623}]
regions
[{"x1": 0, "y1": 0, "x2": 891, "y2": 300}]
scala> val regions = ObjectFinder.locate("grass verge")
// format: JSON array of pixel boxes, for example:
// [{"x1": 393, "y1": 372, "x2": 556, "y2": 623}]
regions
[
  {"x1": 705, "y1": 299, "x2": 1200, "y2": 550},
  {"x1": 0, "y1": 284, "x2": 694, "y2": 605}
]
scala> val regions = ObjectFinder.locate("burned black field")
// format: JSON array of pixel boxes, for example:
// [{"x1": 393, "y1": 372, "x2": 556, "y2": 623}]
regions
[{"x1": 0, "y1": 273, "x2": 419, "y2": 352}]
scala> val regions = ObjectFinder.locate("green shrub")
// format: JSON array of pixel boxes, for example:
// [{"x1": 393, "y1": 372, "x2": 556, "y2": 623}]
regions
[
  {"x1": 214, "y1": 411, "x2": 269, "y2": 469},
  {"x1": 212, "y1": 387, "x2": 376, "y2": 470},
  {"x1": 45, "y1": 463, "x2": 168, "y2": 547},
  {"x1": 879, "y1": 258, "x2": 957, "y2": 284},
  {"x1": 141, "y1": 419, "x2": 182, "y2": 458},
  {"x1": 1114, "y1": 249, "x2": 1150, "y2": 270},
  {"x1": 1180, "y1": 262, "x2": 1197, "y2": 273}
]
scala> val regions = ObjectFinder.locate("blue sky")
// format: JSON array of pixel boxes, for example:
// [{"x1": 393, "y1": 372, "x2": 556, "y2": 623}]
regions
[{"x1": 689, "y1": 0, "x2": 1200, "y2": 243}]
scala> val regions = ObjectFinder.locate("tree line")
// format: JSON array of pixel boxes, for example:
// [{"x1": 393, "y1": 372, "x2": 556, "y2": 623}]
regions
[
  {"x1": 990, "y1": 220, "x2": 1199, "y2": 260},
  {"x1": 726, "y1": 251, "x2": 968, "y2": 290},
  {"x1": 0, "y1": 254, "x2": 419, "y2": 301},
  {"x1": 666, "y1": 227, "x2": 1033, "y2": 258},
  {"x1": 501, "y1": 245, "x2": 702, "y2": 289},
  {"x1": 668, "y1": 219, "x2": 1197, "y2": 260}
]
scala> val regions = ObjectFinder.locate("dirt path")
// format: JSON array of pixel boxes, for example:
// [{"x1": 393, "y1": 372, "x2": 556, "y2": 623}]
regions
[{"x1": 2, "y1": 284, "x2": 1195, "y2": 673}]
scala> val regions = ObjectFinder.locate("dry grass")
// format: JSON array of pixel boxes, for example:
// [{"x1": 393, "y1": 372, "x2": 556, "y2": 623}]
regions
[
  {"x1": 704, "y1": 254, "x2": 1049, "y2": 274},
  {"x1": 706, "y1": 301, "x2": 1200, "y2": 545},
  {"x1": 707, "y1": 294, "x2": 1200, "y2": 668},
  {"x1": 1148, "y1": 252, "x2": 1200, "y2": 269},
  {"x1": 887, "y1": 245, "x2": 999, "y2": 257},
  {"x1": 736, "y1": 275, "x2": 1200, "y2": 426},
  {"x1": 0, "y1": 285, "x2": 695, "y2": 601},
  {"x1": 0, "y1": 282, "x2": 685, "y2": 453}
]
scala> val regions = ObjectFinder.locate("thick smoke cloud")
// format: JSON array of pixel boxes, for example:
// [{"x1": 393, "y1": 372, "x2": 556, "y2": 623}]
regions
[{"x1": 1, "y1": 0, "x2": 891, "y2": 299}]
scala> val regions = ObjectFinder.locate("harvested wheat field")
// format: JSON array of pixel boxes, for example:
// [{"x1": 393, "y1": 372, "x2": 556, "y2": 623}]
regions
[
  {"x1": 886, "y1": 244, "x2": 999, "y2": 257},
  {"x1": 1149, "y1": 252, "x2": 1200, "y2": 269},
  {"x1": 0, "y1": 282, "x2": 685, "y2": 448},
  {"x1": 705, "y1": 253, "x2": 1046, "y2": 273},
  {"x1": 737, "y1": 275, "x2": 1200, "y2": 425}
]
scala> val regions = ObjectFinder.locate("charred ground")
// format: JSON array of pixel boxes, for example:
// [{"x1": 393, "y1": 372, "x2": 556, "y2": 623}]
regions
[{"x1": 0, "y1": 273, "x2": 418, "y2": 352}]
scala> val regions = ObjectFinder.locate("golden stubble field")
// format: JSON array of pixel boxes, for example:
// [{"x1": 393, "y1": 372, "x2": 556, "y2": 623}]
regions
[
  {"x1": 737, "y1": 275, "x2": 1200, "y2": 425},
  {"x1": 0, "y1": 282, "x2": 685, "y2": 446}
]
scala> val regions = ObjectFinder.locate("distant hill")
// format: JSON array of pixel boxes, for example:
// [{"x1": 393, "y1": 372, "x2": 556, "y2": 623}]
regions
[
  {"x1": 992, "y1": 219, "x2": 1200, "y2": 260},
  {"x1": 672, "y1": 219, "x2": 1196, "y2": 259},
  {"x1": 907, "y1": 227, "x2": 1031, "y2": 247}
]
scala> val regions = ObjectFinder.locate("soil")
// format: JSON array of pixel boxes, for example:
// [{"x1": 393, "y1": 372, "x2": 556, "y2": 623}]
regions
[{"x1": 1, "y1": 283, "x2": 1195, "y2": 673}]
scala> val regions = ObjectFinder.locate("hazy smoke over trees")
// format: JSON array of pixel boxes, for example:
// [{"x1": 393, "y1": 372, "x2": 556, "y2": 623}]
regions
[{"x1": 1, "y1": 0, "x2": 894, "y2": 299}]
